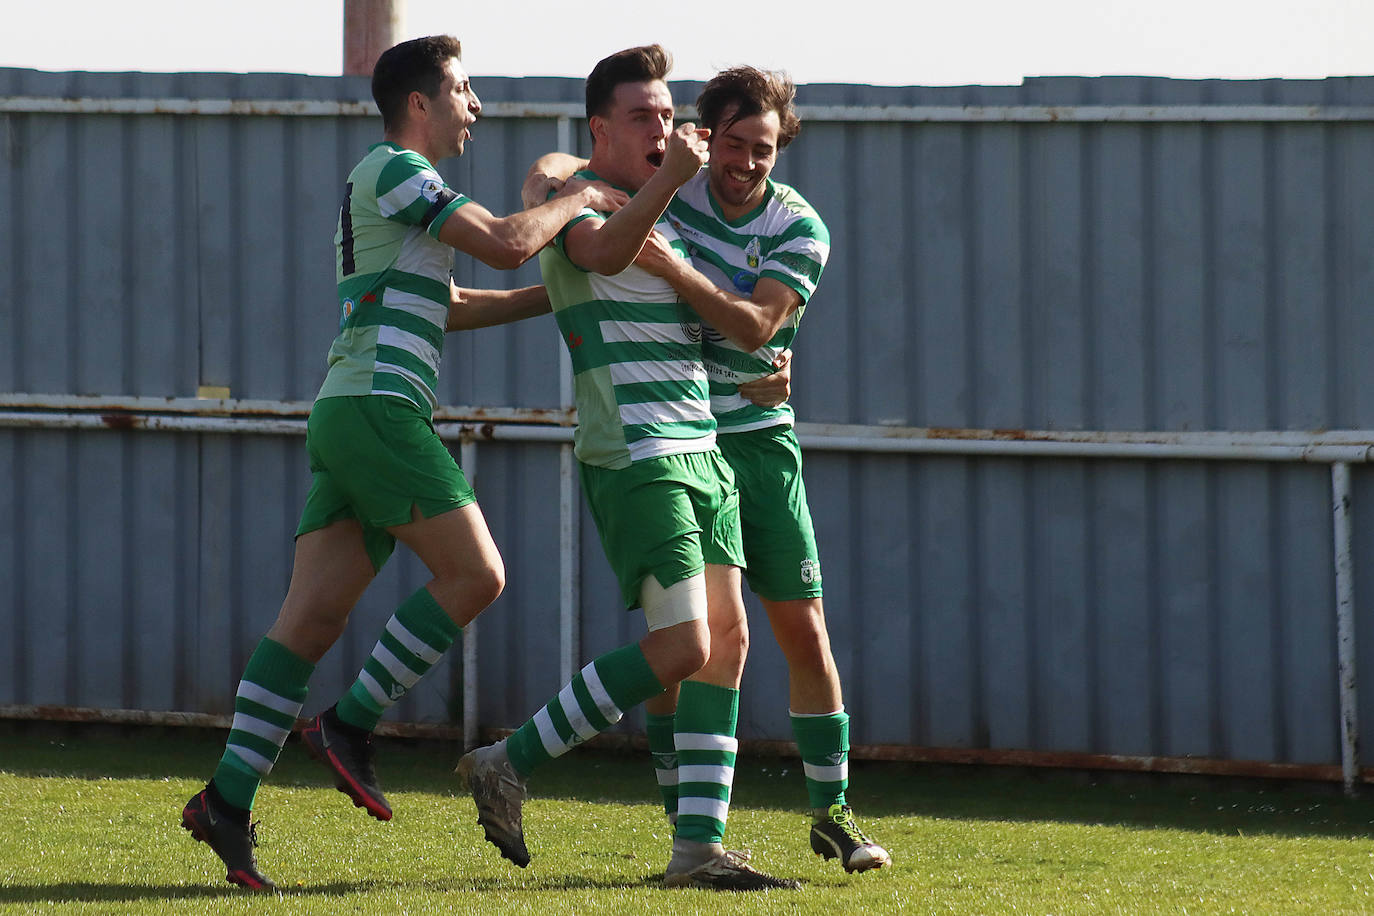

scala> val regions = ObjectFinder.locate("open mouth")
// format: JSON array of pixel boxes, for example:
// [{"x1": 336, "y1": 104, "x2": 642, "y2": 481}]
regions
[{"x1": 646, "y1": 150, "x2": 664, "y2": 168}]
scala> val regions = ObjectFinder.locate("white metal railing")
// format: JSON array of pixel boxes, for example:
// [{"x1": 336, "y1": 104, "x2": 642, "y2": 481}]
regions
[
  {"x1": 0, "y1": 392, "x2": 1367, "y2": 792},
  {"x1": 4, "y1": 96, "x2": 1374, "y2": 124}
]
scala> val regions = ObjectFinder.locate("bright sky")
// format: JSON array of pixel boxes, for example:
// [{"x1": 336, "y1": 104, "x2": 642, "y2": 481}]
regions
[{"x1": 6, "y1": 0, "x2": 1370, "y2": 86}]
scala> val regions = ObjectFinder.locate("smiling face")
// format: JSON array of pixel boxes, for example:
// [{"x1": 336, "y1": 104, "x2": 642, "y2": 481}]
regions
[
  {"x1": 426, "y1": 56, "x2": 482, "y2": 160},
  {"x1": 589, "y1": 79, "x2": 674, "y2": 191},
  {"x1": 706, "y1": 104, "x2": 780, "y2": 219}
]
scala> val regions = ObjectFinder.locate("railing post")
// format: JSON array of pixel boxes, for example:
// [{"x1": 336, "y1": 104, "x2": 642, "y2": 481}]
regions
[
  {"x1": 460, "y1": 435, "x2": 480, "y2": 751},
  {"x1": 1332, "y1": 462, "x2": 1360, "y2": 795}
]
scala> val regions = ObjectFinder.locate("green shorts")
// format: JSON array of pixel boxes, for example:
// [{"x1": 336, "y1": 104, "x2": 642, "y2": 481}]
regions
[
  {"x1": 717, "y1": 425, "x2": 823, "y2": 601},
  {"x1": 579, "y1": 448, "x2": 745, "y2": 610},
  {"x1": 296, "y1": 394, "x2": 476, "y2": 572}
]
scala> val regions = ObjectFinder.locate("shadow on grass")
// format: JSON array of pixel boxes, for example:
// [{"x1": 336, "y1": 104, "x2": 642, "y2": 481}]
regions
[
  {"x1": 0, "y1": 882, "x2": 262, "y2": 904},
  {"x1": 7, "y1": 722, "x2": 1374, "y2": 843},
  {"x1": 0, "y1": 872, "x2": 679, "y2": 904}
]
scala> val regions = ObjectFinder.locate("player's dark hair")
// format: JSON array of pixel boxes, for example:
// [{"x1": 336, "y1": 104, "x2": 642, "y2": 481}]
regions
[
  {"x1": 584, "y1": 44, "x2": 672, "y2": 130},
  {"x1": 697, "y1": 66, "x2": 801, "y2": 150},
  {"x1": 372, "y1": 35, "x2": 464, "y2": 131}
]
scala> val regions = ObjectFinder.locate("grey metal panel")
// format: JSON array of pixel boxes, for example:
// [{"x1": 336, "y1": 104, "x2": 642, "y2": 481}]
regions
[{"x1": 5, "y1": 69, "x2": 1374, "y2": 776}]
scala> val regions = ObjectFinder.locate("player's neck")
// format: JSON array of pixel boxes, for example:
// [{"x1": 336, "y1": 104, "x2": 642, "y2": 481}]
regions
[
  {"x1": 586, "y1": 154, "x2": 640, "y2": 194},
  {"x1": 383, "y1": 127, "x2": 440, "y2": 167},
  {"x1": 710, "y1": 183, "x2": 768, "y2": 223}
]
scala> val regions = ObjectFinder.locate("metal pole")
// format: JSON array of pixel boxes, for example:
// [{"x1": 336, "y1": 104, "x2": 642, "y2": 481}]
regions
[
  {"x1": 557, "y1": 345, "x2": 580, "y2": 684},
  {"x1": 1333, "y1": 462, "x2": 1360, "y2": 795},
  {"x1": 460, "y1": 435, "x2": 480, "y2": 751},
  {"x1": 343, "y1": 0, "x2": 406, "y2": 77},
  {"x1": 556, "y1": 113, "x2": 580, "y2": 685}
]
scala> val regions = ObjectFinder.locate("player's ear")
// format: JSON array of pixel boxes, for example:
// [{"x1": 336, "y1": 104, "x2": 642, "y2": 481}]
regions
[
  {"x1": 589, "y1": 114, "x2": 608, "y2": 145},
  {"x1": 408, "y1": 89, "x2": 429, "y2": 120}
]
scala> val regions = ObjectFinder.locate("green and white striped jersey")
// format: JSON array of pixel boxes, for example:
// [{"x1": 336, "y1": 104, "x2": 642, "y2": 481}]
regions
[
  {"x1": 540, "y1": 170, "x2": 715, "y2": 470},
  {"x1": 316, "y1": 142, "x2": 470, "y2": 417},
  {"x1": 665, "y1": 171, "x2": 830, "y2": 432}
]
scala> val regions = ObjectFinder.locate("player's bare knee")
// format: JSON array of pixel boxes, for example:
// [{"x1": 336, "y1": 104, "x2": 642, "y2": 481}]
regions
[
  {"x1": 641, "y1": 575, "x2": 711, "y2": 681},
  {"x1": 669, "y1": 640, "x2": 711, "y2": 682},
  {"x1": 709, "y1": 620, "x2": 748, "y2": 670},
  {"x1": 454, "y1": 556, "x2": 505, "y2": 608},
  {"x1": 474, "y1": 557, "x2": 506, "y2": 606},
  {"x1": 642, "y1": 624, "x2": 710, "y2": 683}
]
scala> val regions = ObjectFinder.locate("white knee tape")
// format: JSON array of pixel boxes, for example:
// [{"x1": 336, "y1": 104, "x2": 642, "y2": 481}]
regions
[{"x1": 641, "y1": 573, "x2": 707, "y2": 632}]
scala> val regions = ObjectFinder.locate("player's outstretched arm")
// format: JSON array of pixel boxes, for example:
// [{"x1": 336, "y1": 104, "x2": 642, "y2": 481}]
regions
[
  {"x1": 438, "y1": 180, "x2": 627, "y2": 271},
  {"x1": 565, "y1": 124, "x2": 708, "y2": 276},
  {"x1": 635, "y1": 234, "x2": 801, "y2": 352},
  {"x1": 522, "y1": 152, "x2": 591, "y2": 210},
  {"x1": 445, "y1": 282, "x2": 551, "y2": 331}
]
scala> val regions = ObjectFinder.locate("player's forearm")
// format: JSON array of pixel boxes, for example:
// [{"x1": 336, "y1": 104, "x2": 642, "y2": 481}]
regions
[
  {"x1": 660, "y1": 265, "x2": 774, "y2": 351},
  {"x1": 447, "y1": 285, "x2": 551, "y2": 331},
  {"x1": 526, "y1": 152, "x2": 587, "y2": 186},
  {"x1": 485, "y1": 192, "x2": 595, "y2": 268},
  {"x1": 575, "y1": 171, "x2": 683, "y2": 275}
]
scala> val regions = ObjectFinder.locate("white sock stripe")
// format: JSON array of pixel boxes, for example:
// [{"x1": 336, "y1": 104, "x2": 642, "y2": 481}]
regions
[
  {"x1": 373, "y1": 643, "x2": 423, "y2": 689},
  {"x1": 557, "y1": 683, "x2": 600, "y2": 743},
  {"x1": 677, "y1": 796, "x2": 730, "y2": 823},
  {"x1": 803, "y1": 761, "x2": 849, "y2": 783},
  {"x1": 385, "y1": 617, "x2": 444, "y2": 665},
  {"x1": 226, "y1": 743, "x2": 275, "y2": 776},
  {"x1": 580, "y1": 661, "x2": 623, "y2": 725},
  {"x1": 533, "y1": 707, "x2": 571, "y2": 757},
  {"x1": 677, "y1": 763, "x2": 734, "y2": 785},
  {"x1": 236, "y1": 680, "x2": 301, "y2": 717},
  {"x1": 674, "y1": 733, "x2": 739, "y2": 753},
  {"x1": 358, "y1": 669, "x2": 389, "y2": 707},
  {"x1": 230, "y1": 712, "x2": 291, "y2": 747},
  {"x1": 655, "y1": 769, "x2": 680, "y2": 786}
]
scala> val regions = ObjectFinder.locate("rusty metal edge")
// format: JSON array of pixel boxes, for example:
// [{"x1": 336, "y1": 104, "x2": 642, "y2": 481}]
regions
[{"x1": 3, "y1": 704, "x2": 1363, "y2": 784}]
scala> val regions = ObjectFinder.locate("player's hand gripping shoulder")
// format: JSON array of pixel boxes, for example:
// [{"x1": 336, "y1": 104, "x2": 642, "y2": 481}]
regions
[
  {"x1": 633, "y1": 230, "x2": 687, "y2": 280},
  {"x1": 737, "y1": 349, "x2": 793, "y2": 408},
  {"x1": 520, "y1": 152, "x2": 590, "y2": 210},
  {"x1": 555, "y1": 176, "x2": 628, "y2": 214}
]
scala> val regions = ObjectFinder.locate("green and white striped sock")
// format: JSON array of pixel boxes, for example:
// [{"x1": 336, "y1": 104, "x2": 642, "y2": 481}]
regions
[
  {"x1": 506, "y1": 643, "x2": 664, "y2": 777},
  {"x1": 792, "y1": 709, "x2": 849, "y2": 810},
  {"x1": 673, "y1": 681, "x2": 739, "y2": 845},
  {"x1": 335, "y1": 586, "x2": 459, "y2": 732},
  {"x1": 211, "y1": 637, "x2": 314, "y2": 811},
  {"x1": 646, "y1": 711, "x2": 679, "y2": 822}
]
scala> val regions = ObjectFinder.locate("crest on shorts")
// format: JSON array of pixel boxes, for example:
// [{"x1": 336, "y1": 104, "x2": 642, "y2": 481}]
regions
[{"x1": 800, "y1": 558, "x2": 821, "y2": 584}]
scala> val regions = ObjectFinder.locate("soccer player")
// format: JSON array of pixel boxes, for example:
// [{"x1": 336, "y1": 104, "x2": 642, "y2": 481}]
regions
[
  {"x1": 523, "y1": 66, "x2": 891, "y2": 873},
  {"x1": 178, "y1": 35, "x2": 628, "y2": 891},
  {"x1": 456, "y1": 45, "x2": 796, "y2": 891}
]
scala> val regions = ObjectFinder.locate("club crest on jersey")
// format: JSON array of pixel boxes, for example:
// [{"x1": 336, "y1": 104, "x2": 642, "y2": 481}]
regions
[
  {"x1": 800, "y1": 558, "x2": 821, "y2": 584},
  {"x1": 340, "y1": 298, "x2": 355, "y2": 328},
  {"x1": 744, "y1": 237, "x2": 761, "y2": 268}
]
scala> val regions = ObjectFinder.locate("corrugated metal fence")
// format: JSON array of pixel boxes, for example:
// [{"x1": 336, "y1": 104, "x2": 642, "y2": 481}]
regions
[{"x1": 3, "y1": 67, "x2": 1374, "y2": 786}]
